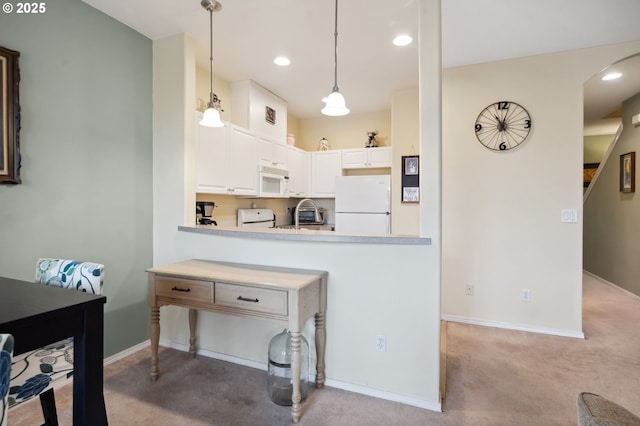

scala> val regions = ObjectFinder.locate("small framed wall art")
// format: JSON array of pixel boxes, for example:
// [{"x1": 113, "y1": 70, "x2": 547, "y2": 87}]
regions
[
  {"x1": 620, "y1": 152, "x2": 635, "y2": 193},
  {"x1": 0, "y1": 45, "x2": 21, "y2": 184},
  {"x1": 265, "y1": 106, "x2": 276, "y2": 125},
  {"x1": 401, "y1": 155, "x2": 419, "y2": 203}
]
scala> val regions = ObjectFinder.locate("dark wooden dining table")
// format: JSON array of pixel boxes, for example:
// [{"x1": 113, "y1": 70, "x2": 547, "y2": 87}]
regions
[{"x1": 0, "y1": 275, "x2": 108, "y2": 425}]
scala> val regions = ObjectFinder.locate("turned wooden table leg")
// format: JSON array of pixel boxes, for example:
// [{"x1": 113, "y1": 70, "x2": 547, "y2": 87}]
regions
[
  {"x1": 150, "y1": 306, "x2": 160, "y2": 380},
  {"x1": 188, "y1": 308, "x2": 198, "y2": 357},
  {"x1": 290, "y1": 331, "x2": 302, "y2": 423},
  {"x1": 315, "y1": 312, "x2": 326, "y2": 388}
]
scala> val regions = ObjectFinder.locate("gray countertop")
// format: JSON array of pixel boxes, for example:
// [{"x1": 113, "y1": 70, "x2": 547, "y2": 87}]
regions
[{"x1": 178, "y1": 225, "x2": 431, "y2": 245}]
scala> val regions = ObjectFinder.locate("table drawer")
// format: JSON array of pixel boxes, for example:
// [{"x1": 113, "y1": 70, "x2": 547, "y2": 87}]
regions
[
  {"x1": 155, "y1": 276, "x2": 213, "y2": 303},
  {"x1": 215, "y1": 282, "x2": 287, "y2": 315}
]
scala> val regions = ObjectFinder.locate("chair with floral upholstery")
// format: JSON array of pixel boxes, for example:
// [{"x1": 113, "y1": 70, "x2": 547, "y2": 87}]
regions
[
  {"x1": 8, "y1": 259, "x2": 104, "y2": 425},
  {"x1": 1, "y1": 334, "x2": 13, "y2": 426}
]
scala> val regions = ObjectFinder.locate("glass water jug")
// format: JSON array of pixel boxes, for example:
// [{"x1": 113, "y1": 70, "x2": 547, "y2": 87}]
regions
[{"x1": 268, "y1": 329, "x2": 309, "y2": 406}]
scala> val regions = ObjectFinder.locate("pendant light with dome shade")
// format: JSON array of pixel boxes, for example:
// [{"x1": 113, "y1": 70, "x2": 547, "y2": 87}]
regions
[
  {"x1": 199, "y1": 0, "x2": 224, "y2": 127},
  {"x1": 321, "y1": 0, "x2": 350, "y2": 116}
]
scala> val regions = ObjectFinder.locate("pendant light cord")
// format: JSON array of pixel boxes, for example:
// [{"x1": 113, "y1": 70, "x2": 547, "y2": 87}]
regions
[
  {"x1": 208, "y1": 8, "x2": 214, "y2": 106},
  {"x1": 332, "y1": 0, "x2": 339, "y2": 93}
]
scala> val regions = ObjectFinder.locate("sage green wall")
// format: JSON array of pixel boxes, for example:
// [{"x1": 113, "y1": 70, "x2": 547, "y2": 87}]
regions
[
  {"x1": 0, "y1": 0, "x2": 153, "y2": 356},
  {"x1": 584, "y1": 134, "x2": 615, "y2": 164},
  {"x1": 584, "y1": 91, "x2": 640, "y2": 296}
]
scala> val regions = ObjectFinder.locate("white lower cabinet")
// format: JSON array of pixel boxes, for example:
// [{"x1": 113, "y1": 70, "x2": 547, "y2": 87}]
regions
[
  {"x1": 287, "y1": 146, "x2": 310, "y2": 197},
  {"x1": 311, "y1": 151, "x2": 342, "y2": 198},
  {"x1": 196, "y1": 117, "x2": 257, "y2": 196}
]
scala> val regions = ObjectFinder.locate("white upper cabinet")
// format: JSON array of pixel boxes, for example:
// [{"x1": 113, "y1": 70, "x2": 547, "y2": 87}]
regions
[
  {"x1": 257, "y1": 136, "x2": 288, "y2": 170},
  {"x1": 311, "y1": 151, "x2": 343, "y2": 198},
  {"x1": 228, "y1": 125, "x2": 258, "y2": 196},
  {"x1": 341, "y1": 147, "x2": 392, "y2": 169},
  {"x1": 196, "y1": 108, "x2": 392, "y2": 199},
  {"x1": 287, "y1": 146, "x2": 310, "y2": 197},
  {"x1": 231, "y1": 80, "x2": 288, "y2": 143},
  {"x1": 196, "y1": 120, "x2": 231, "y2": 194},
  {"x1": 196, "y1": 114, "x2": 258, "y2": 196}
]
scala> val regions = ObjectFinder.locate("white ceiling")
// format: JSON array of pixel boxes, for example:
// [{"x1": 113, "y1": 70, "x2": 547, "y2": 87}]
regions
[{"x1": 82, "y1": 0, "x2": 640, "y2": 127}]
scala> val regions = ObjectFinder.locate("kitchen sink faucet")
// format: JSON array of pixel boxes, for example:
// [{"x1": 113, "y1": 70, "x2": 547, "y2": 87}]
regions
[{"x1": 294, "y1": 198, "x2": 321, "y2": 228}]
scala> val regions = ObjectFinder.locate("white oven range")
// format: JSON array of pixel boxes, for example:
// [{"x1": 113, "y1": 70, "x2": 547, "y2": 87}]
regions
[{"x1": 237, "y1": 208, "x2": 275, "y2": 228}]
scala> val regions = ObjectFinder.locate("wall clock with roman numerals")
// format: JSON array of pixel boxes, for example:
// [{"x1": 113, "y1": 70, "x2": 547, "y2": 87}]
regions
[{"x1": 474, "y1": 101, "x2": 532, "y2": 151}]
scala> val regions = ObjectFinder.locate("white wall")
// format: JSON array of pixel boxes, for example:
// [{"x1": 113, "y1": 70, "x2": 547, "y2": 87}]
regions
[
  {"x1": 153, "y1": 34, "x2": 197, "y2": 265},
  {"x1": 391, "y1": 89, "x2": 420, "y2": 235},
  {"x1": 441, "y1": 41, "x2": 640, "y2": 336}
]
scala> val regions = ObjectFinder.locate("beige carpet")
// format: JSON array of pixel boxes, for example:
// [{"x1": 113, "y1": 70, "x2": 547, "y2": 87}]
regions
[{"x1": 9, "y1": 273, "x2": 640, "y2": 425}]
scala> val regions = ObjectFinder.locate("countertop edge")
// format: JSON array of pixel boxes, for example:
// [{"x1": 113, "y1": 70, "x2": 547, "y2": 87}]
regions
[{"x1": 178, "y1": 226, "x2": 431, "y2": 246}]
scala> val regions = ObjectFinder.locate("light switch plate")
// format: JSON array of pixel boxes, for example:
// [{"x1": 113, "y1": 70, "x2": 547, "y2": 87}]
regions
[{"x1": 561, "y1": 209, "x2": 578, "y2": 223}]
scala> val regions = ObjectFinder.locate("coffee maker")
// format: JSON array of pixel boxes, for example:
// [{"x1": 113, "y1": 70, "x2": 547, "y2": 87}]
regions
[{"x1": 195, "y1": 201, "x2": 217, "y2": 225}]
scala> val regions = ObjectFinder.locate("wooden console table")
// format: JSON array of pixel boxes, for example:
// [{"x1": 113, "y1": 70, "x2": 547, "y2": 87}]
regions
[{"x1": 147, "y1": 259, "x2": 328, "y2": 423}]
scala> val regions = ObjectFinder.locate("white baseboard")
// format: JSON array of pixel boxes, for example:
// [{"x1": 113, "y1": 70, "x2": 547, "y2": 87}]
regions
[
  {"x1": 322, "y1": 377, "x2": 442, "y2": 412},
  {"x1": 160, "y1": 339, "x2": 268, "y2": 371},
  {"x1": 160, "y1": 339, "x2": 442, "y2": 413},
  {"x1": 583, "y1": 270, "x2": 640, "y2": 301},
  {"x1": 104, "y1": 340, "x2": 150, "y2": 366},
  {"x1": 33, "y1": 339, "x2": 443, "y2": 414},
  {"x1": 441, "y1": 314, "x2": 585, "y2": 339}
]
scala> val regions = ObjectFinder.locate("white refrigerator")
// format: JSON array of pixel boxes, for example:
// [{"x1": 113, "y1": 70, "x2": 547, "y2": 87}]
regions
[{"x1": 335, "y1": 175, "x2": 391, "y2": 234}]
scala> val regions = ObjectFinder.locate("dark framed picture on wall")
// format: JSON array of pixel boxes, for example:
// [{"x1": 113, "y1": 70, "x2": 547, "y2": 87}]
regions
[
  {"x1": 583, "y1": 163, "x2": 599, "y2": 188},
  {"x1": 0, "y1": 45, "x2": 22, "y2": 184},
  {"x1": 401, "y1": 155, "x2": 419, "y2": 203},
  {"x1": 620, "y1": 152, "x2": 635, "y2": 193},
  {"x1": 265, "y1": 106, "x2": 276, "y2": 125}
]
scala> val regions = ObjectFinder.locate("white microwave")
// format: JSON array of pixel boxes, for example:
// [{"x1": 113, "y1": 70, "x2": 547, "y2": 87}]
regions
[{"x1": 258, "y1": 165, "x2": 289, "y2": 198}]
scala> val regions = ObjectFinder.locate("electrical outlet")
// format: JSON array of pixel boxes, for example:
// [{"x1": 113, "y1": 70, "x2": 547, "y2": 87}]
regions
[
  {"x1": 465, "y1": 285, "x2": 474, "y2": 296},
  {"x1": 375, "y1": 334, "x2": 387, "y2": 352},
  {"x1": 521, "y1": 289, "x2": 531, "y2": 302}
]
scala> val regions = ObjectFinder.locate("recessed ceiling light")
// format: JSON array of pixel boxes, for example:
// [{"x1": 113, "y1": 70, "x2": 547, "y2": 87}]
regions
[
  {"x1": 274, "y1": 56, "x2": 291, "y2": 66},
  {"x1": 602, "y1": 72, "x2": 622, "y2": 81},
  {"x1": 393, "y1": 34, "x2": 413, "y2": 47}
]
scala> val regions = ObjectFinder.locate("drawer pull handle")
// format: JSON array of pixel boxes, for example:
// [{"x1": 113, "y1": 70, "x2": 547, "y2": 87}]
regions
[
  {"x1": 237, "y1": 296, "x2": 259, "y2": 303},
  {"x1": 171, "y1": 286, "x2": 191, "y2": 293}
]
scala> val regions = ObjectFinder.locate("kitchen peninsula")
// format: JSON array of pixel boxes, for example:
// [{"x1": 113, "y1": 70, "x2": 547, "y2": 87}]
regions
[{"x1": 168, "y1": 221, "x2": 440, "y2": 413}]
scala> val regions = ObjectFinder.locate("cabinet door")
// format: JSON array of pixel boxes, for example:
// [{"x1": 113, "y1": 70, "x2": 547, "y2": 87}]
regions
[
  {"x1": 229, "y1": 125, "x2": 258, "y2": 196},
  {"x1": 367, "y1": 147, "x2": 392, "y2": 168},
  {"x1": 341, "y1": 147, "x2": 392, "y2": 169},
  {"x1": 341, "y1": 149, "x2": 367, "y2": 169},
  {"x1": 272, "y1": 141, "x2": 289, "y2": 169},
  {"x1": 288, "y1": 147, "x2": 310, "y2": 197},
  {"x1": 258, "y1": 137, "x2": 288, "y2": 169},
  {"x1": 196, "y1": 121, "x2": 230, "y2": 193},
  {"x1": 311, "y1": 151, "x2": 342, "y2": 197}
]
